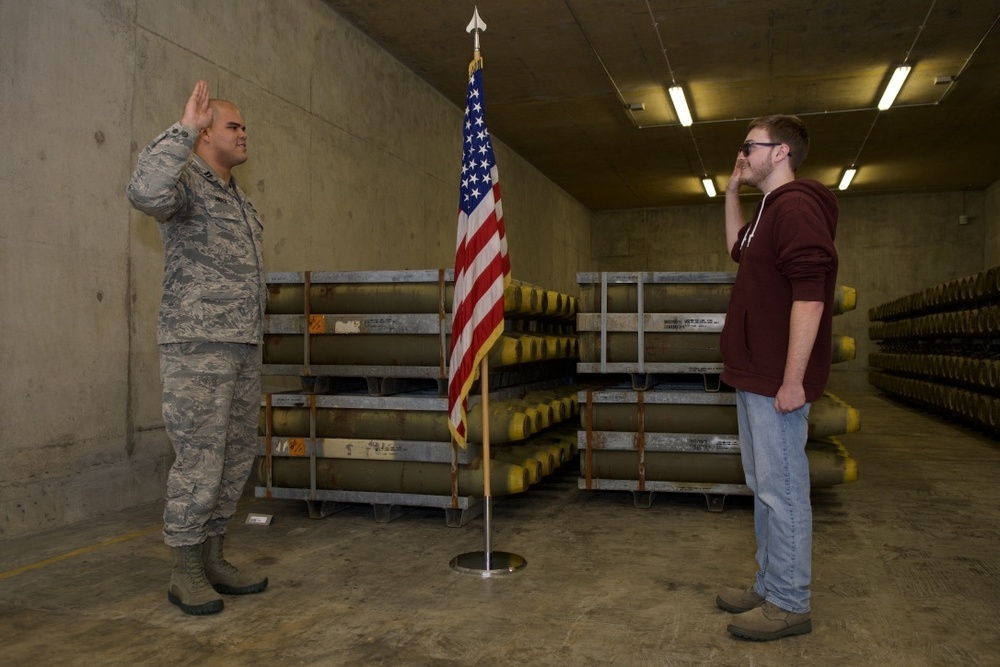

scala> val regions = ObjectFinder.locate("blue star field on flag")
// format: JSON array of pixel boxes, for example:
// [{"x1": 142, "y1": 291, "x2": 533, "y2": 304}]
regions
[{"x1": 459, "y1": 68, "x2": 497, "y2": 215}]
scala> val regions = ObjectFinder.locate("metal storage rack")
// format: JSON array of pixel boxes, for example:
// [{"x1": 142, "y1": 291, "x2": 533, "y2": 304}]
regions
[
  {"x1": 578, "y1": 386, "x2": 749, "y2": 511},
  {"x1": 263, "y1": 270, "x2": 453, "y2": 394},
  {"x1": 869, "y1": 266, "x2": 1000, "y2": 433},
  {"x1": 575, "y1": 271, "x2": 734, "y2": 391},
  {"x1": 256, "y1": 269, "x2": 580, "y2": 524},
  {"x1": 575, "y1": 271, "x2": 860, "y2": 510},
  {"x1": 258, "y1": 390, "x2": 488, "y2": 526}
]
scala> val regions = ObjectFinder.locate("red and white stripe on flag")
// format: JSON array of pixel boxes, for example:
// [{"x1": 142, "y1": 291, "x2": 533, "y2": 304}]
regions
[{"x1": 447, "y1": 65, "x2": 510, "y2": 448}]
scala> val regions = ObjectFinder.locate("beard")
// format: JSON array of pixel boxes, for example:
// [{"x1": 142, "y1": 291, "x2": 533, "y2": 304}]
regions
[{"x1": 740, "y1": 159, "x2": 774, "y2": 189}]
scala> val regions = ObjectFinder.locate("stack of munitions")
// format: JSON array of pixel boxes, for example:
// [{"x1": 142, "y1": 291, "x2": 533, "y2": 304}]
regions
[
  {"x1": 576, "y1": 272, "x2": 860, "y2": 511},
  {"x1": 256, "y1": 270, "x2": 580, "y2": 526},
  {"x1": 869, "y1": 265, "x2": 1000, "y2": 434}
]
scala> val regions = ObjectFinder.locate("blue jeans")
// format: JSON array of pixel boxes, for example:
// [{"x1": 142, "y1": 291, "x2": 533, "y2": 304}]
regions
[{"x1": 736, "y1": 389, "x2": 812, "y2": 613}]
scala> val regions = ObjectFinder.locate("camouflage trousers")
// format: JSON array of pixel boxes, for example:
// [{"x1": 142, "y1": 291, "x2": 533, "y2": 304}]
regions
[{"x1": 159, "y1": 342, "x2": 261, "y2": 547}]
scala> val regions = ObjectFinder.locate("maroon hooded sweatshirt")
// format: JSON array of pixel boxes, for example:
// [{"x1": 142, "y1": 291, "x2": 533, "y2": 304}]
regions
[{"x1": 720, "y1": 179, "x2": 839, "y2": 402}]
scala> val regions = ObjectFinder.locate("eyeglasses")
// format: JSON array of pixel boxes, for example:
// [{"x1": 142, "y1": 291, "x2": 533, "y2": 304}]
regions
[{"x1": 739, "y1": 141, "x2": 783, "y2": 157}]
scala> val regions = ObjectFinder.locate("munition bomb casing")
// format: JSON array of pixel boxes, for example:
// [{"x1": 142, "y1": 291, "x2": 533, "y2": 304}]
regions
[
  {"x1": 539, "y1": 400, "x2": 562, "y2": 425},
  {"x1": 546, "y1": 435, "x2": 576, "y2": 460},
  {"x1": 540, "y1": 428, "x2": 580, "y2": 457},
  {"x1": 260, "y1": 401, "x2": 531, "y2": 444},
  {"x1": 564, "y1": 296, "x2": 578, "y2": 318},
  {"x1": 503, "y1": 284, "x2": 523, "y2": 314},
  {"x1": 267, "y1": 279, "x2": 578, "y2": 325},
  {"x1": 267, "y1": 282, "x2": 456, "y2": 315},
  {"x1": 465, "y1": 403, "x2": 530, "y2": 443},
  {"x1": 544, "y1": 336, "x2": 561, "y2": 359},
  {"x1": 257, "y1": 456, "x2": 529, "y2": 495},
  {"x1": 578, "y1": 283, "x2": 857, "y2": 316},
  {"x1": 544, "y1": 291, "x2": 564, "y2": 317},
  {"x1": 583, "y1": 403, "x2": 738, "y2": 434},
  {"x1": 493, "y1": 448, "x2": 543, "y2": 484},
  {"x1": 507, "y1": 401, "x2": 544, "y2": 435},
  {"x1": 806, "y1": 438, "x2": 850, "y2": 455},
  {"x1": 263, "y1": 334, "x2": 440, "y2": 366},
  {"x1": 536, "y1": 439, "x2": 576, "y2": 461},
  {"x1": 580, "y1": 393, "x2": 859, "y2": 439},
  {"x1": 266, "y1": 280, "x2": 540, "y2": 318},
  {"x1": 579, "y1": 332, "x2": 722, "y2": 363},
  {"x1": 582, "y1": 442, "x2": 856, "y2": 488},
  {"x1": 507, "y1": 333, "x2": 549, "y2": 363},
  {"x1": 832, "y1": 335, "x2": 856, "y2": 362},
  {"x1": 582, "y1": 450, "x2": 744, "y2": 484},
  {"x1": 263, "y1": 332, "x2": 522, "y2": 367},
  {"x1": 579, "y1": 283, "x2": 733, "y2": 314},
  {"x1": 537, "y1": 442, "x2": 567, "y2": 466},
  {"x1": 833, "y1": 286, "x2": 857, "y2": 315},
  {"x1": 578, "y1": 333, "x2": 856, "y2": 365},
  {"x1": 508, "y1": 282, "x2": 545, "y2": 317},
  {"x1": 808, "y1": 394, "x2": 862, "y2": 436},
  {"x1": 497, "y1": 443, "x2": 556, "y2": 476},
  {"x1": 524, "y1": 388, "x2": 579, "y2": 417},
  {"x1": 513, "y1": 396, "x2": 560, "y2": 426}
]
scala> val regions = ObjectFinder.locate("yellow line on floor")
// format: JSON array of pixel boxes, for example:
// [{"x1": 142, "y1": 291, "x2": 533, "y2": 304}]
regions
[
  {"x1": 0, "y1": 524, "x2": 161, "y2": 580},
  {"x1": 0, "y1": 496, "x2": 263, "y2": 581}
]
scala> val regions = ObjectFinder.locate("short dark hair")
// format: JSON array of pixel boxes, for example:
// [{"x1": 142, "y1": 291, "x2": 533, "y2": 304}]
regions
[{"x1": 748, "y1": 115, "x2": 809, "y2": 171}]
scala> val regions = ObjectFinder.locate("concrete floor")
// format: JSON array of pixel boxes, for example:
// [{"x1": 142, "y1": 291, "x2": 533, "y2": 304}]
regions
[{"x1": 2, "y1": 371, "x2": 999, "y2": 666}]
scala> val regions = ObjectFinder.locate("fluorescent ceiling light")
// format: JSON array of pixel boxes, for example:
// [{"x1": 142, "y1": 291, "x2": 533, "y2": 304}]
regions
[
  {"x1": 839, "y1": 167, "x2": 857, "y2": 191},
  {"x1": 878, "y1": 65, "x2": 911, "y2": 110},
  {"x1": 668, "y1": 85, "x2": 693, "y2": 127},
  {"x1": 701, "y1": 177, "x2": 717, "y2": 197}
]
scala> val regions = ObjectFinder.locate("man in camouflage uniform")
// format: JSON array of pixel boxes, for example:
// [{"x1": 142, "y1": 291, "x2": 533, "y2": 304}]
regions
[{"x1": 127, "y1": 80, "x2": 268, "y2": 615}]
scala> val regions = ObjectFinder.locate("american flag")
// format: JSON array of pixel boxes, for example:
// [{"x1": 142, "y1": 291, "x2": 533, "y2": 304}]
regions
[{"x1": 447, "y1": 64, "x2": 511, "y2": 448}]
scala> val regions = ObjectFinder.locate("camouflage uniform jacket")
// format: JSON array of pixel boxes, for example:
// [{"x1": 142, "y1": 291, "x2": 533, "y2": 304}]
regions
[{"x1": 127, "y1": 123, "x2": 266, "y2": 345}]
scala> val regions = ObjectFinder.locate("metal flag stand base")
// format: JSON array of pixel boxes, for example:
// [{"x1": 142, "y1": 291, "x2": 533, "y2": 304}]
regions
[
  {"x1": 450, "y1": 551, "x2": 527, "y2": 576},
  {"x1": 450, "y1": 497, "x2": 527, "y2": 577}
]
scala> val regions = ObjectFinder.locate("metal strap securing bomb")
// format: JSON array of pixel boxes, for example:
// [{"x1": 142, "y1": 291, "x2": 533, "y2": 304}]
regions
[
  {"x1": 438, "y1": 268, "x2": 448, "y2": 381},
  {"x1": 265, "y1": 393, "x2": 274, "y2": 498},
  {"x1": 450, "y1": 437, "x2": 460, "y2": 508},
  {"x1": 303, "y1": 270, "x2": 313, "y2": 376},
  {"x1": 443, "y1": 270, "x2": 459, "y2": 508},
  {"x1": 585, "y1": 389, "x2": 594, "y2": 489},
  {"x1": 600, "y1": 272, "x2": 608, "y2": 374},
  {"x1": 637, "y1": 389, "x2": 646, "y2": 492},
  {"x1": 309, "y1": 393, "x2": 318, "y2": 498},
  {"x1": 637, "y1": 272, "x2": 645, "y2": 374}
]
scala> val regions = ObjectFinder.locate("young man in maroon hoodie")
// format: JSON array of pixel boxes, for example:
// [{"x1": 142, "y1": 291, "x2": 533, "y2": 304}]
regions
[{"x1": 716, "y1": 115, "x2": 839, "y2": 641}]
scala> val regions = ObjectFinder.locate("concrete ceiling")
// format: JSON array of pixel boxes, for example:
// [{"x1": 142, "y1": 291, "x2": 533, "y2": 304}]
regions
[{"x1": 323, "y1": 0, "x2": 1000, "y2": 210}]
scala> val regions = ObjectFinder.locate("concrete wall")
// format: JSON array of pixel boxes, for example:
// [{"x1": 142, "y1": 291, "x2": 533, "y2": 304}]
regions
[
  {"x1": 985, "y1": 179, "x2": 1000, "y2": 267},
  {"x1": 0, "y1": 0, "x2": 590, "y2": 539},
  {"x1": 591, "y1": 189, "x2": 994, "y2": 370},
  {"x1": 1, "y1": 0, "x2": 142, "y2": 538}
]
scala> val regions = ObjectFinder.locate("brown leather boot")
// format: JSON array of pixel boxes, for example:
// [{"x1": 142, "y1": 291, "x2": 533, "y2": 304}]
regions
[
  {"x1": 168, "y1": 544, "x2": 224, "y2": 615},
  {"x1": 727, "y1": 601, "x2": 812, "y2": 641},
  {"x1": 202, "y1": 535, "x2": 268, "y2": 595},
  {"x1": 716, "y1": 586, "x2": 765, "y2": 613}
]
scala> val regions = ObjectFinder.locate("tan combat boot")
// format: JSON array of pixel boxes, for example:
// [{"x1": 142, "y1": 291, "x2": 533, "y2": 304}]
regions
[
  {"x1": 202, "y1": 535, "x2": 268, "y2": 595},
  {"x1": 168, "y1": 544, "x2": 224, "y2": 615}
]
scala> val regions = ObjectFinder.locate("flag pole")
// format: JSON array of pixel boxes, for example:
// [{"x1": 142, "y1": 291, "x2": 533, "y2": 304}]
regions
[
  {"x1": 449, "y1": 6, "x2": 525, "y2": 577},
  {"x1": 480, "y1": 356, "x2": 493, "y2": 568}
]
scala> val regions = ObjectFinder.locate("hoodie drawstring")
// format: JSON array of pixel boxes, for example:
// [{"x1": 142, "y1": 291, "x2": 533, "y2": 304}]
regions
[{"x1": 739, "y1": 191, "x2": 769, "y2": 252}]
